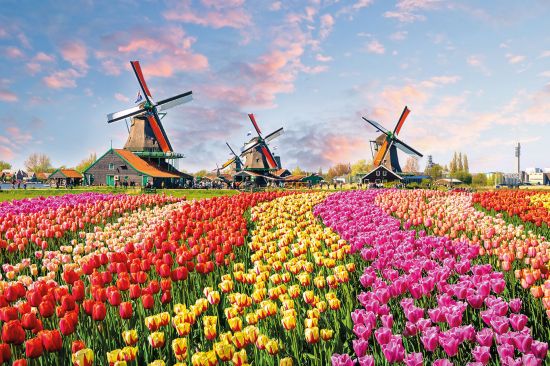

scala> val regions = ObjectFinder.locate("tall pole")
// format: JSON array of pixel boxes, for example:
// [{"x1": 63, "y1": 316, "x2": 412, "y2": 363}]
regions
[{"x1": 515, "y1": 142, "x2": 521, "y2": 183}]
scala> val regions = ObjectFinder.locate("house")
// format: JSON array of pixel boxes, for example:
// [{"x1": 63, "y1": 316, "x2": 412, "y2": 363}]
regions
[
  {"x1": 35, "y1": 172, "x2": 51, "y2": 182},
  {"x1": 528, "y1": 172, "x2": 550, "y2": 185},
  {"x1": 48, "y1": 169, "x2": 83, "y2": 187},
  {"x1": 333, "y1": 176, "x2": 347, "y2": 184},
  {"x1": 435, "y1": 178, "x2": 463, "y2": 186},
  {"x1": 273, "y1": 168, "x2": 291, "y2": 179},
  {"x1": 401, "y1": 174, "x2": 431, "y2": 185},
  {"x1": 302, "y1": 174, "x2": 324, "y2": 186},
  {"x1": 362, "y1": 166, "x2": 402, "y2": 184},
  {"x1": 84, "y1": 149, "x2": 193, "y2": 188}
]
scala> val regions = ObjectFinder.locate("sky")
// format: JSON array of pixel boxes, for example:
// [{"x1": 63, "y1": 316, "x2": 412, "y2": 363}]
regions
[{"x1": 1, "y1": 0, "x2": 549, "y2": 174}]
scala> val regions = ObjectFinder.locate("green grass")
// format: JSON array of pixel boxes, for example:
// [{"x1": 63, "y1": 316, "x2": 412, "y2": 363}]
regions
[{"x1": 0, "y1": 187, "x2": 238, "y2": 202}]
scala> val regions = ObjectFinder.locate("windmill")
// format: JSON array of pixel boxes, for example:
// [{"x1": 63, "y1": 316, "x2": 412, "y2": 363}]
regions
[
  {"x1": 220, "y1": 142, "x2": 244, "y2": 172},
  {"x1": 362, "y1": 106, "x2": 423, "y2": 173},
  {"x1": 240, "y1": 113, "x2": 284, "y2": 171},
  {"x1": 107, "y1": 61, "x2": 192, "y2": 160}
]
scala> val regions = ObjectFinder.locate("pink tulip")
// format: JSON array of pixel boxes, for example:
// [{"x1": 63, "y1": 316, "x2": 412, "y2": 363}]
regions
[
  {"x1": 530, "y1": 340, "x2": 548, "y2": 359},
  {"x1": 353, "y1": 338, "x2": 368, "y2": 357},
  {"x1": 421, "y1": 328, "x2": 439, "y2": 352},
  {"x1": 497, "y1": 344, "x2": 515, "y2": 360},
  {"x1": 374, "y1": 327, "x2": 392, "y2": 346},
  {"x1": 358, "y1": 355, "x2": 374, "y2": 366},
  {"x1": 331, "y1": 354, "x2": 355, "y2": 366},
  {"x1": 381, "y1": 336, "x2": 405, "y2": 363},
  {"x1": 439, "y1": 333, "x2": 459, "y2": 357},
  {"x1": 433, "y1": 359, "x2": 453, "y2": 366},
  {"x1": 404, "y1": 352, "x2": 423, "y2": 366},
  {"x1": 509, "y1": 298, "x2": 522, "y2": 313},
  {"x1": 381, "y1": 314, "x2": 393, "y2": 329},
  {"x1": 509, "y1": 313, "x2": 528, "y2": 331},
  {"x1": 513, "y1": 332, "x2": 533, "y2": 353},
  {"x1": 489, "y1": 316, "x2": 509, "y2": 334},
  {"x1": 472, "y1": 345, "x2": 491, "y2": 365}
]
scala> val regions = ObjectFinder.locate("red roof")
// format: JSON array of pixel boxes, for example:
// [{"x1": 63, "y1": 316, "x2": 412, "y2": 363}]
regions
[
  {"x1": 60, "y1": 169, "x2": 83, "y2": 179},
  {"x1": 114, "y1": 149, "x2": 180, "y2": 178}
]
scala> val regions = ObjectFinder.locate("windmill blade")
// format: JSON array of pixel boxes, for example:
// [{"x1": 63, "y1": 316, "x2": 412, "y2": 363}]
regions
[
  {"x1": 260, "y1": 145, "x2": 278, "y2": 169},
  {"x1": 107, "y1": 105, "x2": 146, "y2": 123},
  {"x1": 373, "y1": 140, "x2": 391, "y2": 166},
  {"x1": 156, "y1": 91, "x2": 193, "y2": 112},
  {"x1": 130, "y1": 61, "x2": 154, "y2": 102},
  {"x1": 264, "y1": 127, "x2": 284, "y2": 142},
  {"x1": 362, "y1": 117, "x2": 391, "y2": 136},
  {"x1": 248, "y1": 113, "x2": 262, "y2": 136},
  {"x1": 241, "y1": 140, "x2": 260, "y2": 155},
  {"x1": 394, "y1": 138, "x2": 423, "y2": 157},
  {"x1": 145, "y1": 113, "x2": 173, "y2": 153},
  {"x1": 226, "y1": 142, "x2": 239, "y2": 157},
  {"x1": 221, "y1": 158, "x2": 236, "y2": 170},
  {"x1": 393, "y1": 106, "x2": 410, "y2": 135}
]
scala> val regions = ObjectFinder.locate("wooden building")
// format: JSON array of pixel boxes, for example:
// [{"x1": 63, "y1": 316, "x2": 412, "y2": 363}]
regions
[
  {"x1": 84, "y1": 149, "x2": 192, "y2": 188},
  {"x1": 361, "y1": 165, "x2": 403, "y2": 184},
  {"x1": 48, "y1": 169, "x2": 83, "y2": 187}
]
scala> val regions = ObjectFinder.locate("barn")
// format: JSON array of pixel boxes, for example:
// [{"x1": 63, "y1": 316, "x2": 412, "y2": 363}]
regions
[
  {"x1": 84, "y1": 149, "x2": 192, "y2": 188},
  {"x1": 361, "y1": 165, "x2": 403, "y2": 184},
  {"x1": 48, "y1": 169, "x2": 83, "y2": 187}
]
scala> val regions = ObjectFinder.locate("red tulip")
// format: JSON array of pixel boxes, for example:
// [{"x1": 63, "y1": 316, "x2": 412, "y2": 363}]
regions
[
  {"x1": 39, "y1": 329, "x2": 63, "y2": 352},
  {"x1": 119, "y1": 302, "x2": 133, "y2": 319},
  {"x1": 108, "y1": 291, "x2": 122, "y2": 307},
  {"x1": 0, "y1": 307, "x2": 18, "y2": 322},
  {"x1": 72, "y1": 340, "x2": 86, "y2": 354},
  {"x1": 25, "y1": 337, "x2": 43, "y2": 358},
  {"x1": 21, "y1": 312, "x2": 38, "y2": 330},
  {"x1": 142, "y1": 294, "x2": 154, "y2": 309},
  {"x1": 0, "y1": 343, "x2": 11, "y2": 364},
  {"x1": 129, "y1": 284, "x2": 141, "y2": 299},
  {"x1": 39, "y1": 300, "x2": 55, "y2": 318},
  {"x1": 12, "y1": 359, "x2": 27, "y2": 366},
  {"x1": 59, "y1": 316, "x2": 76, "y2": 336},
  {"x1": 2, "y1": 320, "x2": 25, "y2": 345},
  {"x1": 92, "y1": 302, "x2": 106, "y2": 321}
]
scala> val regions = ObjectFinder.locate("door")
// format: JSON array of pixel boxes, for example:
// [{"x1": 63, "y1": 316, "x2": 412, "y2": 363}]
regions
[{"x1": 106, "y1": 175, "x2": 114, "y2": 186}]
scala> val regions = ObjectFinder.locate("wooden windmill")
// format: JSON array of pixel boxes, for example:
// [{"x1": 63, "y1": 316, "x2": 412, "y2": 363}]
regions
[
  {"x1": 363, "y1": 106, "x2": 423, "y2": 173},
  {"x1": 219, "y1": 142, "x2": 244, "y2": 173},
  {"x1": 240, "y1": 113, "x2": 284, "y2": 171},
  {"x1": 107, "y1": 61, "x2": 192, "y2": 161}
]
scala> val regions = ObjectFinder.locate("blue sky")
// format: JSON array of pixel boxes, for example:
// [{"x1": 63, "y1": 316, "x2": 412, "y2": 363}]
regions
[{"x1": 1, "y1": 0, "x2": 549, "y2": 173}]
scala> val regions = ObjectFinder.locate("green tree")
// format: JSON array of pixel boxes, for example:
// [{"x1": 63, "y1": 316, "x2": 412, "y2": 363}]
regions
[
  {"x1": 0, "y1": 161, "x2": 11, "y2": 171},
  {"x1": 350, "y1": 159, "x2": 372, "y2": 176},
  {"x1": 25, "y1": 153, "x2": 53, "y2": 173},
  {"x1": 292, "y1": 166, "x2": 306, "y2": 175},
  {"x1": 458, "y1": 152, "x2": 464, "y2": 171},
  {"x1": 425, "y1": 163, "x2": 443, "y2": 180},
  {"x1": 451, "y1": 170, "x2": 472, "y2": 184},
  {"x1": 75, "y1": 153, "x2": 97, "y2": 173},
  {"x1": 194, "y1": 169, "x2": 209, "y2": 177},
  {"x1": 472, "y1": 173, "x2": 487, "y2": 186},
  {"x1": 327, "y1": 163, "x2": 351, "y2": 180},
  {"x1": 463, "y1": 154, "x2": 469, "y2": 173}
]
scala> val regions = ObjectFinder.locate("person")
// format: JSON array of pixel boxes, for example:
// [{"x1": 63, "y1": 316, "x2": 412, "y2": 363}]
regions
[
  {"x1": 23, "y1": 181, "x2": 27, "y2": 190},
  {"x1": 17, "y1": 180, "x2": 21, "y2": 189}
]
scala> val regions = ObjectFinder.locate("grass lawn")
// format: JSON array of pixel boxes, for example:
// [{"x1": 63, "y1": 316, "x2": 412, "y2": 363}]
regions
[{"x1": 0, "y1": 187, "x2": 239, "y2": 203}]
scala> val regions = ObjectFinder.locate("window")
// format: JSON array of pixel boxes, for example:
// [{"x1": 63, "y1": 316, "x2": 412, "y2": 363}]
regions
[
  {"x1": 376, "y1": 170, "x2": 380, "y2": 176},
  {"x1": 108, "y1": 163, "x2": 114, "y2": 171},
  {"x1": 383, "y1": 171, "x2": 387, "y2": 176},
  {"x1": 120, "y1": 165, "x2": 128, "y2": 170}
]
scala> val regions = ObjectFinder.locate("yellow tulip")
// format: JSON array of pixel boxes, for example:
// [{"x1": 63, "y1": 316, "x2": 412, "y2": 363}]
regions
[
  {"x1": 122, "y1": 329, "x2": 138, "y2": 346},
  {"x1": 256, "y1": 334, "x2": 269, "y2": 350},
  {"x1": 72, "y1": 348, "x2": 94, "y2": 366},
  {"x1": 175, "y1": 321, "x2": 191, "y2": 337},
  {"x1": 148, "y1": 332, "x2": 165, "y2": 348},
  {"x1": 232, "y1": 349, "x2": 248, "y2": 366},
  {"x1": 148, "y1": 361, "x2": 165, "y2": 366},
  {"x1": 321, "y1": 328, "x2": 334, "y2": 341},
  {"x1": 244, "y1": 325, "x2": 259, "y2": 344},
  {"x1": 281, "y1": 315, "x2": 297, "y2": 330},
  {"x1": 305, "y1": 327, "x2": 320, "y2": 344},
  {"x1": 303, "y1": 290, "x2": 315, "y2": 305},
  {"x1": 266, "y1": 339, "x2": 279, "y2": 355},
  {"x1": 107, "y1": 349, "x2": 122, "y2": 364},
  {"x1": 245, "y1": 312, "x2": 258, "y2": 325},
  {"x1": 214, "y1": 341, "x2": 235, "y2": 361},
  {"x1": 232, "y1": 330, "x2": 248, "y2": 349},
  {"x1": 172, "y1": 337, "x2": 188, "y2": 361},
  {"x1": 204, "y1": 325, "x2": 217, "y2": 341},
  {"x1": 121, "y1": 347, "x2": 137, "y2": 362},
  {"x1": 280, "y1": 357, "x2": 293, "y2": 366},
  {"x1": 228, "y1": 317, "x2": 243, "y2": 332}
]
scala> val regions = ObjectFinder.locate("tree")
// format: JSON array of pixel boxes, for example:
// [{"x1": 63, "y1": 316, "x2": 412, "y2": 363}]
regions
[
  {"x1": 449, "y1": 152, "x2": 458, "y2": 173},
  {"x1": 463, "y1": 155, "x2": 469, "y2": 173},
  {"x1": 458, "y1": 152, "x2": 464, "y2": 171},
  {"x1": 292, "y1": 166, "x2": 306, "y2": 176},
  {"x1": 350, "y1": 159, "x2": 372, "y2": 177},
  {"x1": 25, "y1": 153, "x2": 53, "y2": 173},
  {"x1": 472, "y1": 173, "x2": 487, "y2": 186},
  {"x1": 402, "y1": 157, "x2": 419, "y2": 173},
  {"x1": 425, "y1": 164, "x2": 443, "y2": 180},
  {"x1": 327, "y1": 163, "x2": 351, "y2": 180},
  {"x1": 75, "y1": 153, "x2": 97, "y2": 173},
  {"x1": 0, "y1": 161, "x2": 11, "y2": 171},
  {"x1": 194, "y1": 169, "x2": 209, "y2": 177},
  {"x1": 451, "y1": 170, "x2": 472, "y2": 184}
]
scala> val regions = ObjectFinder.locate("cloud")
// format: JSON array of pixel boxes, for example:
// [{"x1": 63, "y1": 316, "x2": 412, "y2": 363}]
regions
[
  {"x1": 98, "y1": 26, "x2": 208, "y2": 77},
  {"x1": 25, "y1": 62, "x2": 42, "y2": 75},
  {"x1": 114, "y1": 93, "x2": 129, "y2": 102},
  {"x1": 60, "y1": 41, "x2": 88, "y2": 71},
  {"x1": 337, "y1": 0, "x2": 374, "y2": 18},
  {"x1": 389, "y1": 31, "x2": 408, "y2": 41},
  {"x1": 466, "y1": 54, "x2": 490, "y2": 75},
  {"x1": 384, "y1": 0, "x2": 442, "y2": 22},
  {"x1": 506, "y1": 53, "x2": 525, "y2": 64},
  {"x1": 34, "y1": 52, "x2": 55, "y2": 62},
  {"x1": 319, "y1": 14, "x2": 334, "y2": 40},
  {"x1": 316, "y1": 54, "x2": 333, "y2": 62},
  {"x1": 42, "y1": 68, "x2": 82, "y2": 89},
  {"x1": 164, "y1": 0, "x2": 252, "y2": 29},
  {"x1": 0, "y1": 90, "x2": 18, "y2": 102},
  {"x1": 5, "y1": 46, "x2": 24, "y2": 59},
  {"x1": 539, "y1": 50, "x2": 550, "y2": 58},
  {"x1": 539, "y1": 71, "x2": 550, "y2": 78},
  {"x1": 366, "y1": 40, "x2": 385, "y2": 54},
  {"x1": 269, "y1": 2, "x2": 282, "y2": 11}
]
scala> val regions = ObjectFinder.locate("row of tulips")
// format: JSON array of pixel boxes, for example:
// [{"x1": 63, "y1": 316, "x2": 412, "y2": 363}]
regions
[
  {"x1": 110, "y1": 192, "x2": 360, "y2": 365},
  {"x1": 374, "y1": 189, "x2": 550, "y2": 315},
  {"x1": 473, "y1": 190, "x2": 550, "y2": 230},
  {"x1": 0, "y1": 193, "x2": 182, "y2": 257},
  {"x1": 0, "y1": 192, "x2": 291, "y2": 365},
  {"x1": 314, "y1": 190, "x2": 549, "y2": 365}
]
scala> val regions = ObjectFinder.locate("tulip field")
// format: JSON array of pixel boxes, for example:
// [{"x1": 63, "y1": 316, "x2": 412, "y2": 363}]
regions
[{"x1": 0, "y1": 190, "x2": 548, "y2": 366}]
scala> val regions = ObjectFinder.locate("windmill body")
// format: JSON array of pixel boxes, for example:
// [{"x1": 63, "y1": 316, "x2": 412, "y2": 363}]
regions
[{"x1": 363, "y1": 106, "x2": 422, "y2": 173}]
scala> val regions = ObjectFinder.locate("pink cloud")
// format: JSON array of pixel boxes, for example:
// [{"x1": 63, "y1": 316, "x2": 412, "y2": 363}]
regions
[
  {"x1": 0, "y1": 146, "x2": 14, "y2": 160},
  {"x1": 25, "y1": 62, "x2": 42, "y2": 75},
  {"x1": 42, "y1": 68, "x2": 81, "y2": 89},
  {"x1": 321, "y1": 135, "x2": 370, "y2": 165},
  {"x1": 316, "y1": 54, "x2": 333, "y2": 62},
  {"x1": 269, "y1": 2, "x2": 282, "y2": 11},
  {"x1": 0, "y1": 90, "x2": 18, "y2": 102},
  {"x1": 319, "y1": 14, "x2": 335, "y2": 40},
  {"x1": 114, "y1": 93, "x2": 129, "y2": 102},
  {"x1": 506, "y1": 53, "x2": 526, "y2": 64},
  {"x1": 366, "y1": 40, "x2": 385, "y2": 54},
  {"x1": 164, "y1": 1, "x2": 252, "y2": 29},
  {"x1": 200, "y1": 0, "x2": 244, "y2": 9},
  {"x1": 6, "y1": 127, "x2": 32, "y2": 144},
  {"x1": 337, "y1": 0, "x2": 374, "y2": 17},
  {"x1": 101, "y1": 59, "x2": 122, "y2": 75},
  {"x1": 384, "y1": 0, "x2": 442, "y2": 22},
  {"x1": 34, "y1": 52, "x2": 55, "y2": 62},
  {"x1": 60, "y1": 41, "x2": 88, "y2": 71},
  {"x1": 5, "y1": 46, "x2": 24, "y2": 59},
  {"x1": 390, "y1": 31, "x2": 408, "y2": 41}
]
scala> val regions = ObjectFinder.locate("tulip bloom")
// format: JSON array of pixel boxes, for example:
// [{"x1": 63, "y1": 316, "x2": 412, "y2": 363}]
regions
[
  {"x1": 2, "y1": 320, "x2": 25, "y2": 345},
  {"x1": 72, "y1": 348, "x2": 94, "y2": 366},
  {"x1": 148, "y1": 332, "x2": 165, "y2": 348},
  {"x1": 119, "y1": 302, "x2": 133, "y2": 319},
  {"x1": 122, "y1": 330, "x2": 138, "y2": 346},
  {"x1": 172, "y1": 338, "x2": 188, "y2": 361}
]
